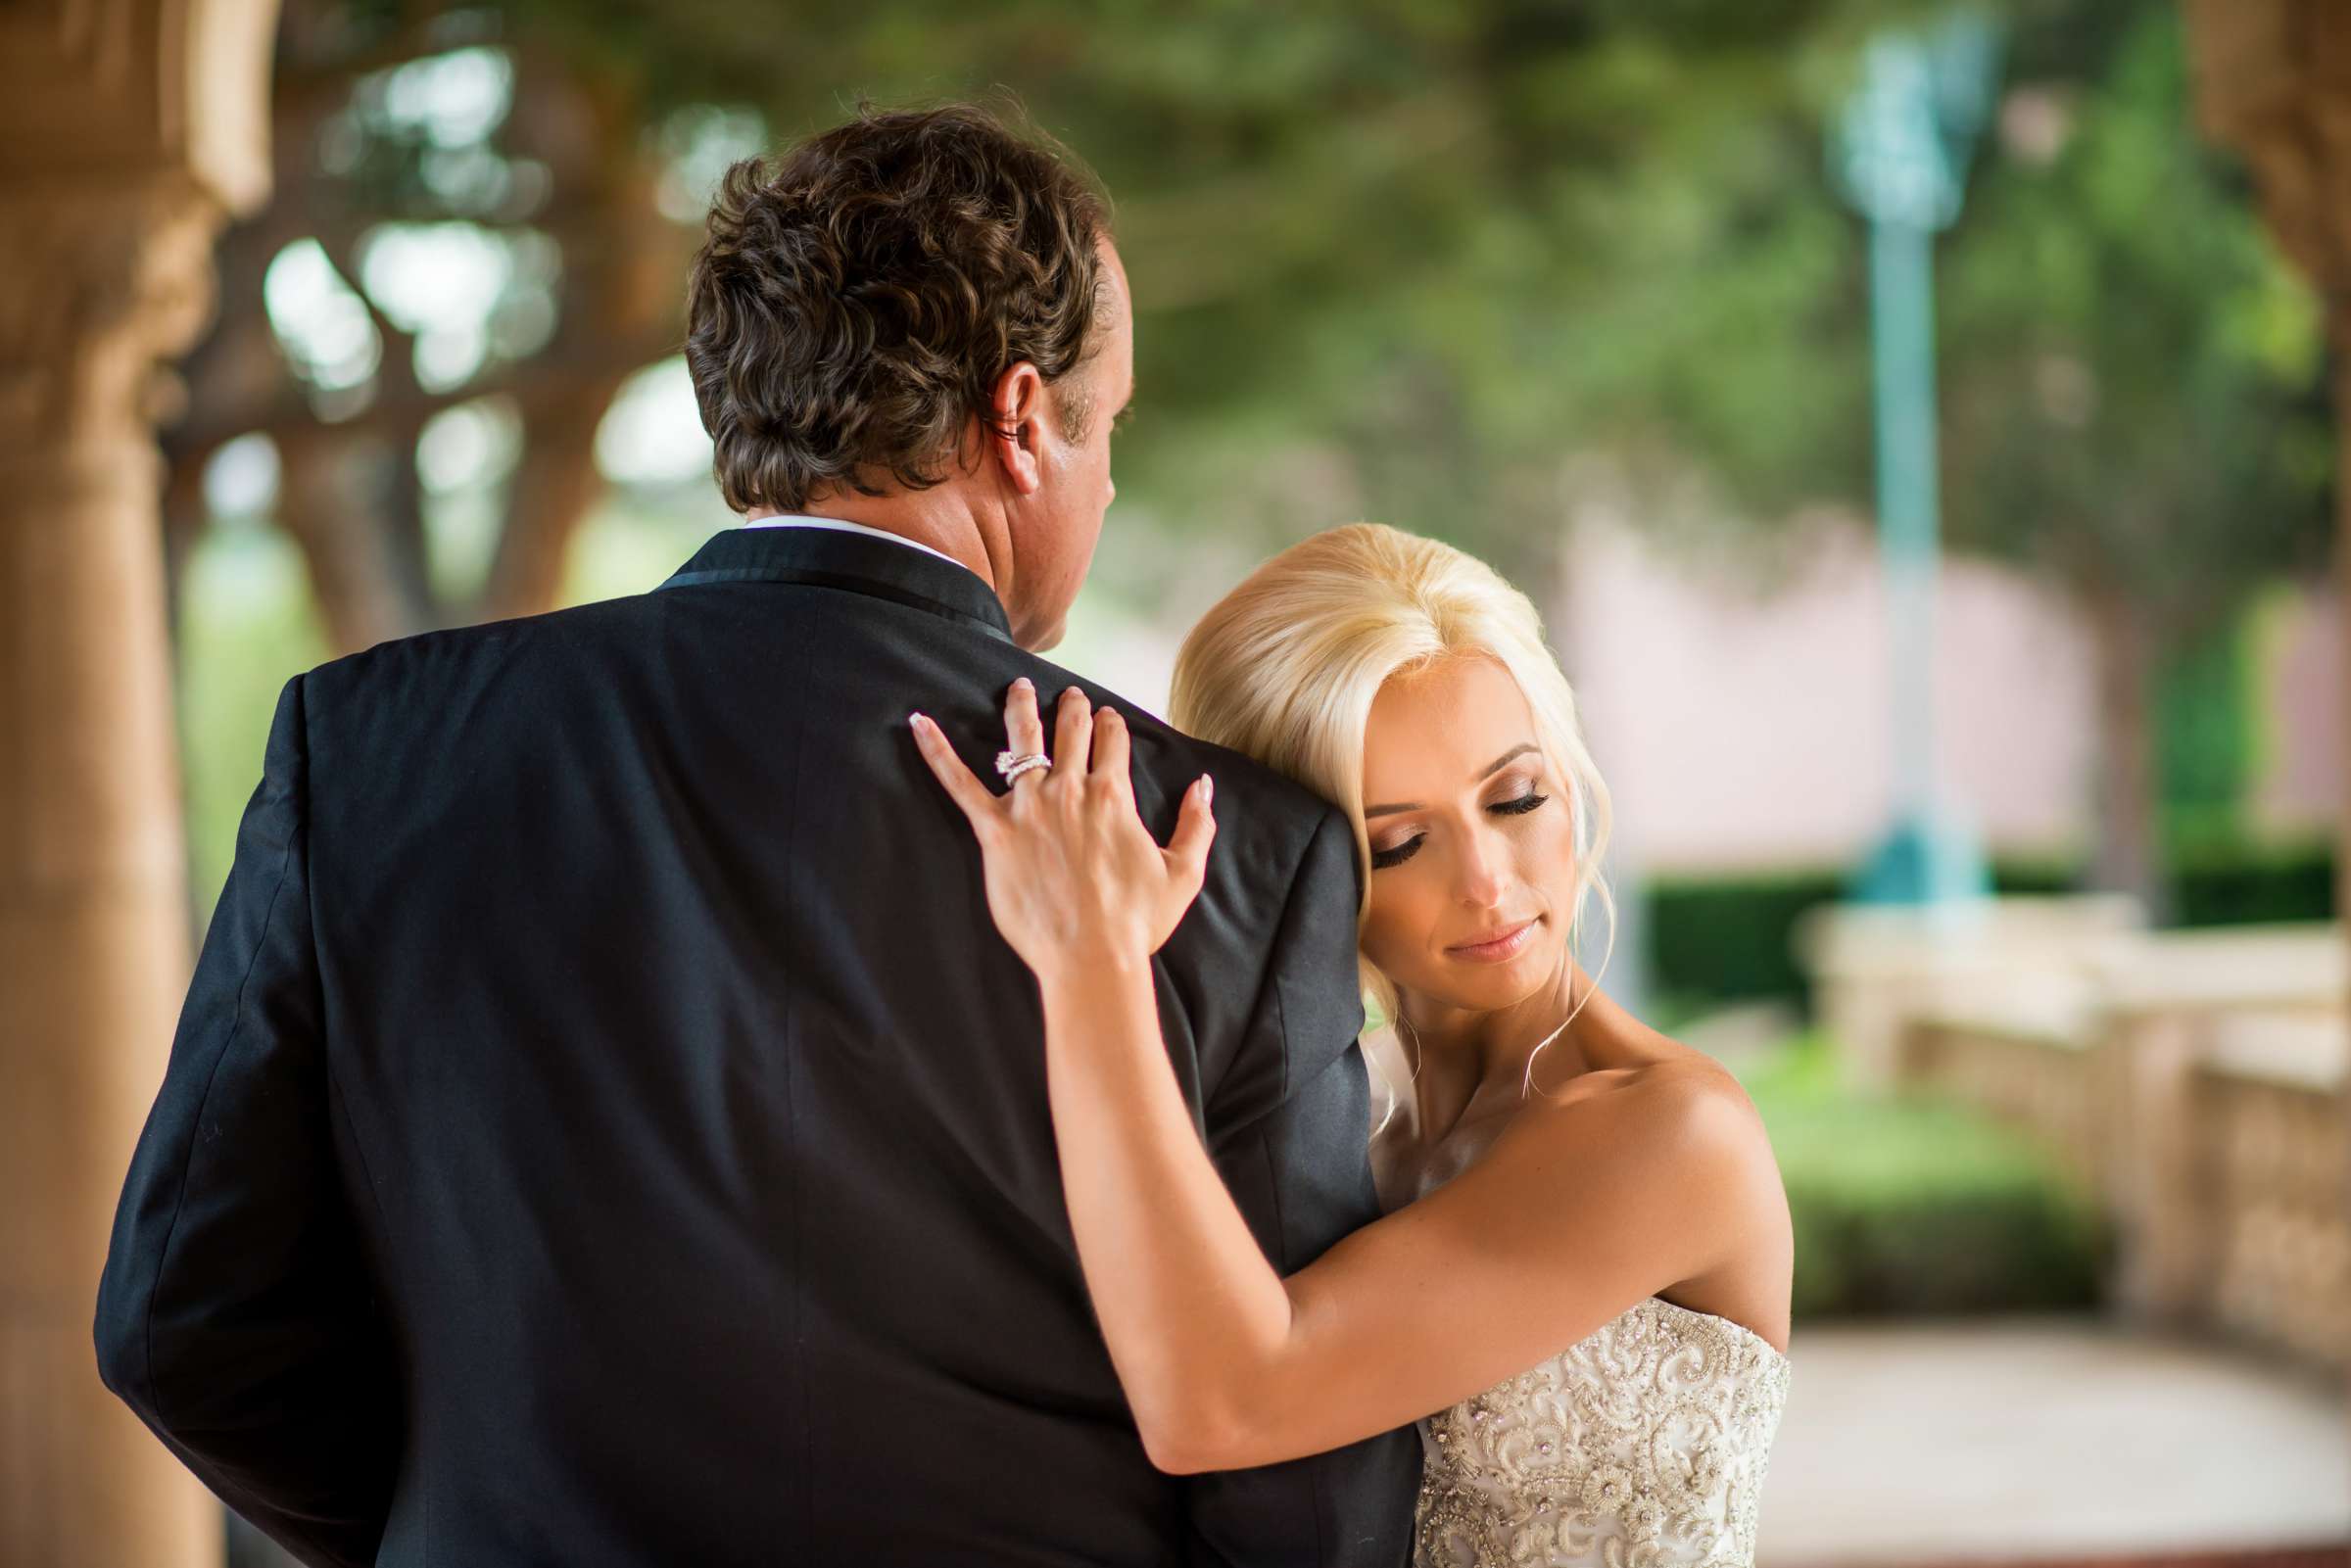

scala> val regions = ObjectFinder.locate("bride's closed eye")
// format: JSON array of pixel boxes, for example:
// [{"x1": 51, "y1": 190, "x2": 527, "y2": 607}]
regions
[{"x1": 1369, "y1": 789, "x2": 1552, "y2": 871}]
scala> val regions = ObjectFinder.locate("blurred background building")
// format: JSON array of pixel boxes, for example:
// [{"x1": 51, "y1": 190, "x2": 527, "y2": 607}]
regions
[{"x1": 3, "y1": 0, "x2": 2347, "y2": 1563}]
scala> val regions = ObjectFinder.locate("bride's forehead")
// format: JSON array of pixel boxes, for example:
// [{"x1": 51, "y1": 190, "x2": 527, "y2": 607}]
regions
[{"x1": 1362, "y1": 658, "x2": 1536, "y2": 783}]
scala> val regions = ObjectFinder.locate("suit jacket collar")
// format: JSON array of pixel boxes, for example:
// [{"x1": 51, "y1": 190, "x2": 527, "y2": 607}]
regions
[{"x1": 659, "y1": 525, "x2": 1015, "y2": 645}]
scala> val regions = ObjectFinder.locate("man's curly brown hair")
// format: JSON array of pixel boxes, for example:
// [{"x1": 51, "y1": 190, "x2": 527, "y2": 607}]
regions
[{"x1": 684, "y1": 102, "x2": 1113, "y2": 515}]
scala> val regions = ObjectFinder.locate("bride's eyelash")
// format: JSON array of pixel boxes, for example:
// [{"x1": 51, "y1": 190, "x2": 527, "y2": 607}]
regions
[{"x1": 1368, "y1": 792, "x2": 1550, "y2": 871}]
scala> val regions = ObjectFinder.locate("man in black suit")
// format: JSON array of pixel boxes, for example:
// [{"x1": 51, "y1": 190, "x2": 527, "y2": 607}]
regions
[{"x1": 95, "y1": 102, "x2": 1418, "y2": 1564}]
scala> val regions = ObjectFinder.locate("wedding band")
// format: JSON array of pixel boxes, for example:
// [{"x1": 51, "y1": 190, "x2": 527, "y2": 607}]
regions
[{"x1": 995, "y1": 750, "x2": 1051, "y2": 784}]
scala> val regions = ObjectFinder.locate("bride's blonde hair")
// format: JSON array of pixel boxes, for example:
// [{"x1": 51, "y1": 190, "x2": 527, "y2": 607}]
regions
[{"x1": 1170, "y1": 523, "x2": 1615, "y2": 1118}]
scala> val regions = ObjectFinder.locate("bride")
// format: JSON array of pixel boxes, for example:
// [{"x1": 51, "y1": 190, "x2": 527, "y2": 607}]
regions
[{"x1": 909, "y1": 522, "x2": 1794, "y2": 1566}]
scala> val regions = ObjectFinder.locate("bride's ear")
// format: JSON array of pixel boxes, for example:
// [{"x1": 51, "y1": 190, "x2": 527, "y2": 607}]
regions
[{"x1": 985, "y1": 362, "x2": 1046, "y2": 496}]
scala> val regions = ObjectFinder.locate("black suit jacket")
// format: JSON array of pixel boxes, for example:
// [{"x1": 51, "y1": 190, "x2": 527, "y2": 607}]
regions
[{"x1": 95, "y1": 525, "x2": 1420, "y2": 1566}]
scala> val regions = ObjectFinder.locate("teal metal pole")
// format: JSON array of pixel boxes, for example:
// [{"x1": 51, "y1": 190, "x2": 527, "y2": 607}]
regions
[
  {"x1": 1855, "y1": 212, "x2": 1986, "y2": 903},
  {"x1": 1873, "y1": 215, "x2": 1938, "y2": 832},
  {"x1": 1836, "y1": 16, "x2": 1997, "y2": 908}
]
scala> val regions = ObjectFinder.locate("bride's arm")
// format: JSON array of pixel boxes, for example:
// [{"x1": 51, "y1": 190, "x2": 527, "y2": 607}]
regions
[{"x1": 912, "y1": 680, "x2": 1776, "y2": 1473}]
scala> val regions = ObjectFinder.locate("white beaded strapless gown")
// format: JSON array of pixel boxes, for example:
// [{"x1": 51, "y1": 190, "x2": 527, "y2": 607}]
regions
[{"x1": 1412, "y1": 1295, "x2": 1792, "y2": 1567}]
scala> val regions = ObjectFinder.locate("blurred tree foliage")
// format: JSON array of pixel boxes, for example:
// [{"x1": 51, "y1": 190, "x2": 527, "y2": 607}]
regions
[
  {"x1": 513, "y1": 0, "x2": 2332, "y2": 919},
  {"x1": 507, "y1": 0, "x2": 1923, "y2": 592},
  {"x1": 168, "y1": 0, "x2": 696, "y2": 648},
  {"x1": 175, "y1": 0, "x2": 2329, "y2": 909},
  {"x1": 195, "y1": 0, "x2": 1925, "y2": 639},
  {"x1": 1937, "y1": 6, "x2": 2332, "y2": 910}
]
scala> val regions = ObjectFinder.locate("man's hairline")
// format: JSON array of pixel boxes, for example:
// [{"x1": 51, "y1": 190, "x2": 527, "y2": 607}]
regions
[{"x1": 1048, "y1": 250, "x2": 1130, "y2": 437}]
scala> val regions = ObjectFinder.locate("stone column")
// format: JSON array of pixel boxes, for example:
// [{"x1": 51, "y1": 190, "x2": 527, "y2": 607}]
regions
[
  {"x1": 0, "y1": 0, "x2": 278, "y2": 1561},
  {"x1": 0, "y1": 180, "x2": 230, "y2": 1568}
]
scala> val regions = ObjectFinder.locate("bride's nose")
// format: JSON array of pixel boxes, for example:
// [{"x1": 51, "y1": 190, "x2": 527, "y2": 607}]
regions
[{"x1": 1453, "y1": 826, "x2": 1510, "y2": 911}]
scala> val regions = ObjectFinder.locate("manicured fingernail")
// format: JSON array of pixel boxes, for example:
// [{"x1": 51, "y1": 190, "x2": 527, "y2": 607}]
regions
[
  {"x1": 1012, "y1": 678, "x2": 1032, "y2": 693},
  {"x1": 1200, "y1": 774, "x2": 1214, "y2": 803},
  {"x1": 908, "y1": 712, "x2": 929, "y2": 731}
]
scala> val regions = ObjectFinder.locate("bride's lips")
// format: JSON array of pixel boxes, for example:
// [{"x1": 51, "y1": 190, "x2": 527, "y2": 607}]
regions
[{"x1": 1447, "y1": 916, "x2": 1539, "y2": 964}]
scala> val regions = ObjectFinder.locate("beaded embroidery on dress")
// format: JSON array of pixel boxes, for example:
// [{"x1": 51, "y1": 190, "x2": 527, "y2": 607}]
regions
[{"x1": 1414, "y1": 1296, "x2": 1791, "y2": 1567}]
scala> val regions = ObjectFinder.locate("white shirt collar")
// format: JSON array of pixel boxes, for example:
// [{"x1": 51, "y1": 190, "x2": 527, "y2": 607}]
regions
[{"x1": 740, "y1": 513, "x2": 977, "y2": 577}]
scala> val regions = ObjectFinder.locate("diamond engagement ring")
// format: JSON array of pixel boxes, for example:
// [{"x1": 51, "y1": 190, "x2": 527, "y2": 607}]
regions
[{"x1": 995, "y1": 749, "x2": 1051, "y2": 784}]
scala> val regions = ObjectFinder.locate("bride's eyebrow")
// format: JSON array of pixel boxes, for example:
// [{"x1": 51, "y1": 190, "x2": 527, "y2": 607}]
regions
[{"x1": 1363, "y1": 742, "x2": 1539, "y2": 818}]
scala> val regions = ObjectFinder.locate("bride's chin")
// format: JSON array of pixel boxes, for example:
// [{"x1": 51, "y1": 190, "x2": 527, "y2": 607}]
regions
[
  {"x1": 1427, "y1": 955, "x2": 1559, "y2": 1016},
  {"x1": 1474, "y1": 934, "x2": 1567, "y2": 1007}
]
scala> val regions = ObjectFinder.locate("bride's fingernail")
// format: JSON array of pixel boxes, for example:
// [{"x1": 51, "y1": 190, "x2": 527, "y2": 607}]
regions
[
  {"x1": 1012, "y1": 677, "x2": 1032, "y2": 694},
  {"x1": 908, "y1": 712, "x2": 929, "y2": 731},
  {"x1": 1200, "y1": 774, "x2": 1214, "y2": 803}
]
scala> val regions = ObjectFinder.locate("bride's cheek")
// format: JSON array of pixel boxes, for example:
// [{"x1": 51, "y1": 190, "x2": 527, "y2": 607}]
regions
[
  {"x1": 1355, "y1": 904, "x2": 1416, "y2": 986},
  {"x1": 1524, "y1": 814, "x2": 1576, "y2": 898}
]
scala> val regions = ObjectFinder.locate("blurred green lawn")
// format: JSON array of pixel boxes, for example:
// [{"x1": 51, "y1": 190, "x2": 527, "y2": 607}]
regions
[{"x1": 1737, "y1": 1029, "x2": 2110, "y2": 1319}]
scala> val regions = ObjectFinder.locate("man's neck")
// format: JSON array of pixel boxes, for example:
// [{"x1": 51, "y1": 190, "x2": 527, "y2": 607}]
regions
[{"x1": 744, "y1": 503, "x2": 1003, "y2": 594}]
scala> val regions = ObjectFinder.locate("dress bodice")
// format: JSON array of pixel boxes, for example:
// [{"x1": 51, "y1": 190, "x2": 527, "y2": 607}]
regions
[{"x1": 1413, "y1": 1296, "x2": 1791, "y2": 1567}]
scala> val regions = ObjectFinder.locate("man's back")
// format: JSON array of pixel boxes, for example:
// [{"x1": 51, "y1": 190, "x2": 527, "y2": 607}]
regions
[{"x1": 97, "y1": 525, "x2": 1419, "y2": 1565}]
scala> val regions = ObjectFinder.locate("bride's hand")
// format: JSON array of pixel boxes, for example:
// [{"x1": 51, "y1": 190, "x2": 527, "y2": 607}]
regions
[{"x1": 910, "y1": 678, "x2": 1217, "y2": 982}]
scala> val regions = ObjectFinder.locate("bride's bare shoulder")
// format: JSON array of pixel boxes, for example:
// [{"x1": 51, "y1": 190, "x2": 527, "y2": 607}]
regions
[
  {"x1": 1512, "y1": 1054, "x2": 1763, "y2": 1166},
  {"x1": 1464, "y1": 1057, "x2": 1778, "y2": 1282}
]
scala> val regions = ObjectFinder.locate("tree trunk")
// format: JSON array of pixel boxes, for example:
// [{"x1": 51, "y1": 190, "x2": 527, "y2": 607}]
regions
[
  {"x1": 477, "y1": 383, "x2": 616, "y2": 621},
  {"x1": 276, "y1": 427, "x2": 418, "y2": 652},
  {"x1": 474, "y1": 58, "x2": 685, "y2": 624},
  {"x1": 2083, "y1": 582, "x2": 2169, "y2": 923}
]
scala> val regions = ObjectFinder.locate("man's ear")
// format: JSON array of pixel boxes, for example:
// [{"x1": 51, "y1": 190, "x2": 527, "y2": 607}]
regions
[{"x1": 987, "y1": 360, "x2": 1046, "y2": 497}]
